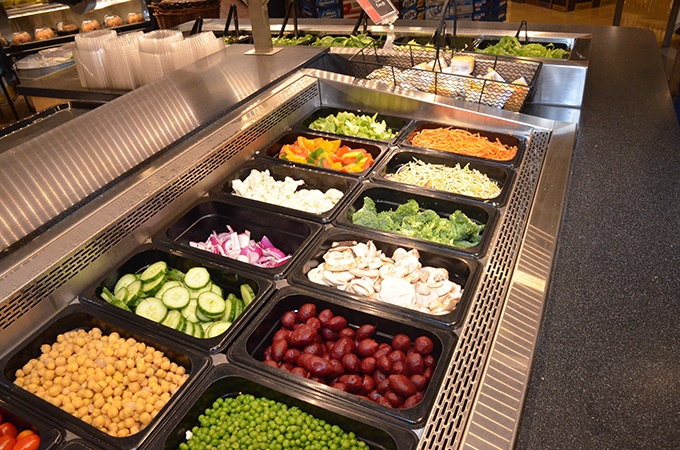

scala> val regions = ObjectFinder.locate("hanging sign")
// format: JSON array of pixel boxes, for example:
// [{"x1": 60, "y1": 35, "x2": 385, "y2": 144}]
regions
[{"x1": 355, "y1": 0, "x2": 399, "y2": 25}]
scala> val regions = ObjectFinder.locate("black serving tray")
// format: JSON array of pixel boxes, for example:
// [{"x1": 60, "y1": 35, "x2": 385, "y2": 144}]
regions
[
  {"x1": 158, "y1": 198, "x2": 322, "y2": 280},
  {"x1": 0, "y1": 389, "x2": 63, "y2": 449},
  {"x1": 0, "y1": 303, "x2": 209, "y2": 450},
  {"x1": 212, "y1": 159, "x2": 360, "y2": 223},
  {"x1": 397, "y1": 121, "x2": 525, "y2": 167},
  {"x1": 255, "y1": 130, "x2": 387, "y2": 178},
  {"x1": 54, "y1": 441, "x2": 94, "y2": 449},
  {"x1": 371, "y1": 147, "x2": 515, "y2": 207},
  {"x1": 81, "y1": 245, "x2": 272, "y2": 353},
  {"x1": 228, "y1": 286, "x2": 456, "y2": 427},
  {"x1": 288, "y1": 226, "x2": 480, "y2": 328},
  {"x1": 337, "y1": 184, "x2": 498, "y2": 258},
  {"x1": 148, "y1": 364, "x2": 419, "y2": 449},
  {"x1": 300, "y1": 107, "x2": 410, "y2": 144}
]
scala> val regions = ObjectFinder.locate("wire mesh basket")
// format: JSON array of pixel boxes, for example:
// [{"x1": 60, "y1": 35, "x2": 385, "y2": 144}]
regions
[
  {"x1": 149, "y1": 0, "x2": 221, "y2": 30},
  {"x1": 349, "y1": 45, "x2": 543, "y2": 112}
]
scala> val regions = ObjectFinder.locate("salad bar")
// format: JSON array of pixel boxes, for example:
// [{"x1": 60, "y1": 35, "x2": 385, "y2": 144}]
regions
[{"x1": 14, "y1": 17, "x2": 680, "y2": 450}]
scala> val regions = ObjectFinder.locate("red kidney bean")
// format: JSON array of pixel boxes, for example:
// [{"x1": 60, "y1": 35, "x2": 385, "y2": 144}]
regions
[
  {"x1": 273, "y1": 328, "x2": 290, "y2": 342},
  {"x1": 321, "y1": 328, "x2": 339, "y2": 341},
  {"x1": 388, "y1": 374, "x2": 417, "y2": 398},
  {"x1": 263, "y1": 360, "x2": 279, "y2": 368},
  {"x1": 290, "y1": 366, "x2": 308, "y2": 378},
  {"x1": 376, "y1": 378, "x2": 390, "y2": 395},
  {"x1": 368, "y1": 390, "x2": 381, "y2": 401},
  {"x1": 413, "y1": 336, "x2": 434, "y2": 355},
  {"x1": 318, "y1": 309, "x2": 334, "y2": 326},
  {"x1": 356, "y1": 339, "x2": 379, "y2": 357},
  {"x1": 281, "y1": 311, "x2": 298, "y2": 329},
  {"x1": 284, "y1": 348, "x2": 301, "y2": 364},
  {"x1": 338, "y1": 327, "x2": 355, "y2": 339},
  {"x1": 280, "y1": 362, "x2": 294, "y2": 372},
  {"x1": 327, "y1": 316, "x2": 347, "y2": 332},
  {"x1": 296, "y1": 353, "x2": 313, "y2": 367},
  {"x1": 376, "y1": 396, "x2": 392, "y2": 408},
  {"x1": 297, "y1": 303, "x2": 317, "y2": 323},
  {"x1": 303, "y1": 342, "x2": 325, "y2": 356},
  {"x1": 384, "y1": 390, "x2": 404, "y2": 408},
  {"x1": 391, "y1": 361, "x2": 407, "y2": 376},
  {"x1": 388, "y1": 350, "x2": 406, "y2": 364},
  {"x1": 373, "y1": 345, "x2": 391, "y2": 360},
  {"x1": 423, "y1": 354, "x2": 436, "y2": 368},
  {"x1": 328, "y1": 359, "x2": 345, "y2": 379},
  {"x1": 355, "y1": 324, "x2": 376, "y2": 340},
  {"x1": 360, "y1": 357, "x2": 377, "y2": 375},
  {"x1": 410, "y1": 374, "x2": 428, "y2": 391},
  {"x1": 305, "y1": 317, "x2": 321, "y2": 330},
  {"x1": 325, "y1": 341, "x2": 336, "y2": 353},
  {"x1": 344, "y1": 374, "x2": 363, "y2": 393},
  {"x1": 405, "y1": 352, "x2": 424, "y2": 375},
  {"x1": 309, "y1": 376, "x2": 324, "y2": 383},
  {"x1": 332, "y1": 382, "x2": 348, "y2": 392},
  {"x1": 305, "y1": 355, "x2": 334, "y2": 377},
  {"x1": 377, "y1": 355, "x2": 392, "y2": 374},
  {"x1": 402, "y1": 392, "x2": 423, "y2": 408},
  {"x1": 289, "y1": 324, "x2": 317, "y2": 347},
  {"x1": 374, "y1": 370, "x2": 388, "y2": 384},
  {"x1": 361, "y1": 374, "x2": 375, "y2": 394},
  {"x1": 271, "y1": 339, "x2": 289, "y2": 362},
  {"x1": 341, "y1": 353, "x2": 360, "y2": 373},
  {"x1": 392, "y1": 334, "x2": 411, "y2": 352},
  {"x1": 423, "y1": 367, "x2": 434, "y2": 381},
  {"x1": 330, "y1": 337, "x2": 354, "y2": 360},
  {"x1": 263, "y1": 346, "x2": 273, "y2": 361}
]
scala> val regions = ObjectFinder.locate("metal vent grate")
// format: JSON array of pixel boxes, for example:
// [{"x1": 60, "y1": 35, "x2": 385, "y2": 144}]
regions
[
  {"x1": 419, "y1": 130, "x2": 552, "y2": 449},
  {"x1": 0, "y1": 81, "x2": 320, "y2": 332}
]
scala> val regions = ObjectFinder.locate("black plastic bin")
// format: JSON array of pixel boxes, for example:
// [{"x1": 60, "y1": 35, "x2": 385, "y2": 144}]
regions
[
  {"x1": 228, "y1": 286, "x2": 456, "y2": 427},
  {"x1": 300, "y1": 106, "x2": 410, "y2": 144}
]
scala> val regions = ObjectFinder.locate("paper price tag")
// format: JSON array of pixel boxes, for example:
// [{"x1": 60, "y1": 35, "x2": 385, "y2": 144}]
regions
[{"x1": 356, "y1": 0, "x2": 399, "y2": 25}]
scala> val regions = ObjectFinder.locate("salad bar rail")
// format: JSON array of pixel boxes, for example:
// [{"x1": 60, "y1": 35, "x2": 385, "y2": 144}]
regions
[{"x1": 0, "y1": 34, "x2": 578, "y2": 447}]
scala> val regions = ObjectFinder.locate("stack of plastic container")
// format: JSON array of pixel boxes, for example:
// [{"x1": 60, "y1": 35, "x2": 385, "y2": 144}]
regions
[
  {"x1": 73, "y1": 30, "x2": 117, "y2": 89},
  {"x1": 102, "y1": 31, "x2": 144, "y2": 90}
]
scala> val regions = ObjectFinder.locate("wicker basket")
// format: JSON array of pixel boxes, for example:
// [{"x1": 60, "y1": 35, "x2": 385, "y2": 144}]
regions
[{"x1": 149, "y1": 0, "x2": 220, "y2": 30}]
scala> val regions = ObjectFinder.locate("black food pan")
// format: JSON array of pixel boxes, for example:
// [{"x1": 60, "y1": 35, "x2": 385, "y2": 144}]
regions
[
  {"x1": 0, "y1": 390, "x2": 62, "y2": 449},
  {"x1": 474, "y1": 37, "x2": 572, "y2": 60},
  {"x1": 255, "y1": 130, "x2": 386, "y2": 178},
  {"x1": 300, "y1": 106, "x2": 410, "y2": 144},
  {"x1": 393, "y1": 34, "x2": 478, "y2": 52},
  {"x1": 0, "y1": 303, "x2": 209, "y2": 450},
  {"x1": 397, "y1": 121, "x2": 525, "y2": 167},
  {"x1": 337, "y1": 184, "x2": 498, "y2": 257},
  {"x1": 154, "y1": 364, "x2": 419, "y2": 449},
  {"x1": 288, "y1": 226, "x2": 480, "y2": 328},
  {"x1": 81, "y1": 245, "x2": 272, "y2": 353},
  {"x1": 372, "y1": 147, "x2": 515, "y2": 206},
  {"x1": 212, "y1": 159, "x2": 359, "y2": 223},
  {"x1": 158, "y1": 198, "x2": 322, "y2": 280},
  {"x1": 54, "y1": 441, "x2": 92, "y2": 449},
  {"x1": 228, "y1": 286, "x2": 456, "y2": 426}
]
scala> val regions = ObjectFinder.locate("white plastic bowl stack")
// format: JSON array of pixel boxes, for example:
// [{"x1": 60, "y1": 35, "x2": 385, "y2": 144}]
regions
[
  {"x1": 102, "y1": 31, "x2": 143, "y2": 90},
  {"x1": 73, "y1": 29, "x2": 117, "y2": 89},
  {"x1": 138, "y1": 30, "x2": 183, "y2": 85},
  {"x1": 169, "y1": 39, "x2": 197, "y2": 71},
  {"x1": 185, "y1": 32, "x2": 225, "y2": 62}
]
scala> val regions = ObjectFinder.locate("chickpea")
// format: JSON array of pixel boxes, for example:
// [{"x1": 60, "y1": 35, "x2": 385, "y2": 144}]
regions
[
  {"x1": 139, "y1": 411, "x2": 152, "y2": 426},
  {"x1": 92, "y1": 415, "x2": 105, "y2": 429},
  {"x1": 118, "y1": 428, "x2": 129, "y2": 437},
  {"x1": 160, "y1": 359, "x2": 170, "y2": 371}
]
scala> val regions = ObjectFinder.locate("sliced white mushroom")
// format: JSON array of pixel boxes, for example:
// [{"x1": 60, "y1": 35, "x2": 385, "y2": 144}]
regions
[
  {"x1": 323, "y1": 270, "x2": 356, "y2": 286},
  {"x1": 349, "y1": 267, "x2": 380, "y2": 279},
  {"x1": 429, "y1": 279, "x2": 455, "y2": 297},
  {"x1": 392, "y1": 247, "x2": 409, "y2": 261},
  {"x1": 414, "y1": 284, "x2": 438, "y2": 307},
  {"x1": 426, "y1": 267, "x2": 449, "y2": 284},
  {"x1": 395, "y1": 254, "x2": 422, "y2": 273},
  {"x1": 378, "y1": 277, "x2": 416, "y2": 307},
  {"x1": 323, "y1": 248, "x2": 358, "y2": 271},
  {"x1": 379, "y1": 264, "x2": 409, "y2": 279},
  {"x1": 307, "y1": 267, "x2": 328, "y2": 285},
  {"x1": 346, "y1": 278, "x2": 375, "y2": 297}
]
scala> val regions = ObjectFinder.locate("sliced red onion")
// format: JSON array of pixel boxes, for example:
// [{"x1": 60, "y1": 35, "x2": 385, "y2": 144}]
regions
[{"x1": 189, "y1": 228, "x2": 291, "y2": 268}]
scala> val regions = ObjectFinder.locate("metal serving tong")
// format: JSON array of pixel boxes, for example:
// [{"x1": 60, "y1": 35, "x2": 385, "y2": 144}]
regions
[
  {"x1": 351, "y1": 10, "x2": 368, "y2": 36},
  {"x1": 515, "y1": 20, "x2": 528, "y2": 44},
  {"x1": 190, "y1": 17, "x2": 203, "y2": 35},
  {"x1": 223, "y1": 4, "x2": 241, "y2": 40},
  {"x1": 428, "y1": 0, "x2": 459, "y2": 70},
  {"x1": 278, "y1": 0, "x2": 299, "y2": 39}
]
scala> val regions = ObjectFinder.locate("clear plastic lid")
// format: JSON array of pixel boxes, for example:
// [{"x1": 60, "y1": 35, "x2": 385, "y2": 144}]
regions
[
  {"x1": 104, "y1": 14, "x2": 124, "y2": 28},
  {"x1": 11, "y1": 31, "x2": 33, "y2": 45},
  {"x1": 34, "y1": 26, "x2": 55, "y2": 41},
  {"x1": 81, "y1": 19, "x2": 101, "y2": 33},
  {"x1": 127, "y1": 12, "x2": 144, "y2": 24}
]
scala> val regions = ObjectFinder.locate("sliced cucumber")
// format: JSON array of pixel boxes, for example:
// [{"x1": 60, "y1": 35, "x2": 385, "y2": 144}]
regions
[
  {"x1": 197, "y1": 291, "x2": 226, "y2": 320},
  {"x1": 210, "y1": 283, "x2": 223, "y2": 297},
  {"x1": 231, "y1": 297, "x2": 244, "y2": 321},
  {"x1": 142, "y1": 276, "x2": 166, "y2": 297},
  {"x1": 111, "y1": 298, "x2": 132, "y2": 312},
  {"x1": 126, "y1": 280, "x2": 143, "y2": 301},
  {"x1": 240, "y1": 284, "x2": 256, "y2": 306},
  {"x1": 181, "y1": 299, "x2": 199, "y2": 323},
  {"x1": 101, "y1": 287, "x2": 115, "y2": 304},
  {"x1": 140, "y1": 261, "x2": 168, "y2": 283},
  {"x1": 191, "y1": 323, "x2": 205, "y2": 338},
  {"x1": 157, "y1": 280, "x2": 181, "y2": 298},
  {"x1": 189, "y1": 283, "x2": 212, "y2": 299},
  {"x1": 162, "y1": 310, "x2": 185, "y2": 332},
  {"x1": 162, "y1": 286, "x2": 191, "y2": 310},
  {"x1": 136, "y1": 297, "x2": 168, "y2": 323},
  {"x1": 114, "y1": 287, "x2": 128, "y2": 303},
  {"x1": 184, "y1": 267, "x2": 210, "y2": 290},
  {"x1": 114, "y1": 273, "x2": 138, "y2": 294},
  {"x1": 221, "y1": 296, "x2": 234, "y2": 323},
  {"x1": 167, "y1": 268, "x2": 186, "y2": 283},
  {"x1": 206, "y1": 321, "x2": 231, "y2": 338},
  {"x1": 196, "y1": 308, "x2": 213, "y2": 323},
  {"x1": 200, "y1": 322, "x2": 212, "y2": 333}
]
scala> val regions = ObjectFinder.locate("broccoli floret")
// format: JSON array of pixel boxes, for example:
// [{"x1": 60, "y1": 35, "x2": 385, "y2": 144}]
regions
[
  {"x1": 352, "y1": 197, "x2": 381, "y2": 229},
  {"x1": 449, "y1": 210, "x2": 484, "y2": 247},
  {"x1": 391, "y1": 199, "x2": 421, "y2": 225}
]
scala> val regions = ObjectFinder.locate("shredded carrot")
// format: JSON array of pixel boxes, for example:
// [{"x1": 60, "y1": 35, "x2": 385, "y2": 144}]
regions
[{"x1": 408, "y1": 127, "x2": 518, "y2": 161}]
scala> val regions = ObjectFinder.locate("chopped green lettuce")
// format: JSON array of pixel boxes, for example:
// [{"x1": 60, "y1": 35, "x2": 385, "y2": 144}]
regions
[{"x1": 475, "y1": 36, "x2": 569, "y2": 59}]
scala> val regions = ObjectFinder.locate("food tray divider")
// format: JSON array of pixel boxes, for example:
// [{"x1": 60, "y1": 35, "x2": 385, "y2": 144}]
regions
[
  {"x1": 78, "y1": 244, "x2": 274, "y2": 354},
  {"x1": 0, "y1": 303, "x2": 211, "y2": 450},
  {"x1": 227, "y1": 285, "x2": 457, "y2": 427}
]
